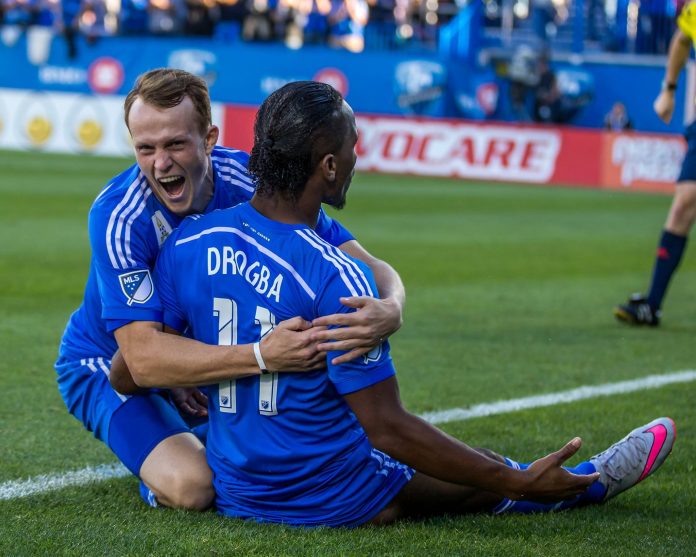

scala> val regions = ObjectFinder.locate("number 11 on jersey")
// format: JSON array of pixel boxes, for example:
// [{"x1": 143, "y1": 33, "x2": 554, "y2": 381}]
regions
[{"x1": 213, "y1": 297, "x2": 279, "y2": 416}]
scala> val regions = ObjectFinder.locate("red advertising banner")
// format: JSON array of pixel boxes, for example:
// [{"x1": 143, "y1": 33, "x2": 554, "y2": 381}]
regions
[
  {"x1": 223, "y1": 104, "x2": 684, "y2": 194},
  {"x1": 355, "y1": 116, "x2": 562, "y2": 183},
  {"x1": 600, "y1": 132, "x2": 684, "y2": 193}
]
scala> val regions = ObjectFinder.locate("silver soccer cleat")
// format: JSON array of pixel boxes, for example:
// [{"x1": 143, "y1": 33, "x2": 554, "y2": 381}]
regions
[{"x1": 590, "y1": 417, "x2": 676, "y2": 501}]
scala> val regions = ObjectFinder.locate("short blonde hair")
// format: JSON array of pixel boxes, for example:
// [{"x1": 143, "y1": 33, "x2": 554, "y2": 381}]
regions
[{"x1": 124, "y1": 68, "x2": 212, "y2": 135}]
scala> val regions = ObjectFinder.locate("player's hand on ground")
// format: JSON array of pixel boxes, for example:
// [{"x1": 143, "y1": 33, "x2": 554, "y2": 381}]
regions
[
  {"x1": 170, "y1": 387, "x2": 208, "y2": 417},
  {"x1": 516, "y1": 438, "x2": 600, "y2": 502},
  {"x1": 260, "y1": 317, "x2": 327, "y2": 372},
  {"x1": 311, "y1": 296, "x2": 403, "y2": 364},
  {"x1": 653, "y1": 90, "x2": 675, "y2": 124}
]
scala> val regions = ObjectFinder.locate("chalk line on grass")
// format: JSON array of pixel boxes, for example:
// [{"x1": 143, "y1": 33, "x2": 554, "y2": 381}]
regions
[{"x1": 2, "y1": 369, "x2": 695, "y2": 501}]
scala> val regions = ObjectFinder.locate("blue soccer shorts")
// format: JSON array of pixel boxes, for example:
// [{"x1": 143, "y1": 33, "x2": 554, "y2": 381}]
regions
[
  {"x1": 214, "y1": 443, "x2": 414, "y2": 527},
  {"x1": 55, "y1": 355, "x2": 190, "y2": 475}
]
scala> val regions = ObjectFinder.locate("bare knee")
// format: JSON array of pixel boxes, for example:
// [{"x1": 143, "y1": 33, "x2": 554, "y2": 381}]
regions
[
  {"x1": 151, "y1": 467, "x2": 214, "y2": 511},
  {"x1": 139, "y1": 432, "x2": 214, "y2": 511},
  {"x1": 666, "y1": 185, "x2": 696, "y2": 233}
]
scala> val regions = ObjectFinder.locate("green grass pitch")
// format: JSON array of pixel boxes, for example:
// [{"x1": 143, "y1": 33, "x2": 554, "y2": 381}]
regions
[{"x1": 1, "y1": 149, "x2": 695, "y2": 555}]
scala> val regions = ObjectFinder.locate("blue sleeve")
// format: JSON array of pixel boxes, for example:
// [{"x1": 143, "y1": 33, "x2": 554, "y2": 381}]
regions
[
  {"x1": 315, "y1": 254, "x2": 395, "y2": 395},
  {"x1": 315, "y1": 208, "x2": 355, "y2": 247},
  {"x1": 88, "y1": 197, "x2": 163, "y2": 332},
  {"x1": 153, "y1": 231, "x2": 188, "y2": 333}
]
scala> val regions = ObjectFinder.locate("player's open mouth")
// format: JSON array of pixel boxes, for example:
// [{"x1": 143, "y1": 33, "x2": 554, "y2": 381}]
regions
[{"x1": 157, "y1": 175, "x2": 186, "y2": 198}]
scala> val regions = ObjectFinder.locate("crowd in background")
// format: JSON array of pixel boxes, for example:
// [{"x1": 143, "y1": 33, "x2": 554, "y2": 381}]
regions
[
  {"x1": 0, "y1": 0, "x2": 453, "y2": 53},
  {"x1": 0, "y1": 0, "x2": 685, "y2": 54}
]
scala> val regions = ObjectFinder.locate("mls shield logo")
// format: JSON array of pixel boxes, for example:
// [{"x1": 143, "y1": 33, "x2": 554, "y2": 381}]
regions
[
  {"x1": 118, "y1": 270, "x2": 154, "y2": 306},
  {"x1": 363, "y1": 343, "x2": 383, "y2": 365}
]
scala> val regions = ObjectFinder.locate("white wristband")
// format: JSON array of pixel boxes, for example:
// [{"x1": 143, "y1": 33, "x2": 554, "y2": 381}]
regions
[{"x1": 253, "y1": 341, "x2": 269, "y2": 374}]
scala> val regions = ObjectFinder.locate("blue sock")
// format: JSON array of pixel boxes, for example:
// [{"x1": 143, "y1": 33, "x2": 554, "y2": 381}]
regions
[
  {"x1": 139, "y1": 480, "x2": 158, "y2": 508},
  {"x1": 646, "y1": 230, "x2": 687, "y2": 310},
  {"x1": 492, "y1": 459, "x2": 607, "y2": 515}
]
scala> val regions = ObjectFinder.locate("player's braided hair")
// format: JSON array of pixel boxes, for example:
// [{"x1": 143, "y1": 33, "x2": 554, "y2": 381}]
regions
[
  {"x1": 249, "y1": 81, "x2": 347, "y2": 202},
  {"x1": 124, "y1": 68, "x2": 212, "y2": 136}
]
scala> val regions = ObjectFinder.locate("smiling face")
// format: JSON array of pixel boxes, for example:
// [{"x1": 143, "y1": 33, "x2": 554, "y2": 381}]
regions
[{"x1": 127, "y1": 96, "x2": 219, "y2": 217}]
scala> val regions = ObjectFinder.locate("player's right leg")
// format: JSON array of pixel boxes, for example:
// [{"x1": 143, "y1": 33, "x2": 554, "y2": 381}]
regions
[
  {"x1": 614, "y1": 182, "x2": 696, "y2": 326},
  {"x1": 614, "y1": 124, "x2": 696, "y2": 326},
  {"x1": 55, "y1": 355, "x2": 214, "y2": 510}
]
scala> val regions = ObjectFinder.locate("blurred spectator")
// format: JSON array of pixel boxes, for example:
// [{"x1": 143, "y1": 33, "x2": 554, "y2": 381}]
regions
[
  {"x1": 636, "y1": 0, "x2": 674, "y2": 54},
  {"x1": 508, "y1": 44, "x2": 539, "y2": 121},
  {"x1": 294, "y1": 0, "x2": 329, "y2": 46},
  {"x1": 531, "y1": 0, "x2": 555, "y2": 45},
  {"x1": 328, "y1": 0, "x2": 368, "y2": 52},
  {"x1": 2, "y1": 0, "x2": 35, "y2": 27},
  {"x1": 60, "y1": 0, "x2": 81, "y2": 57},
  {"x1": 120, "y1": 0, "x2": 149, "y2": 34},
  {"x1": 185, "y1": 0, "x2": 219, "y2": 35},
  {"x1": 148, "y1": 0, "x2": 186, "y2": 34},
  {"x1": 242, "y1": 0, "x2": 273, "y2": 40},
  {"x1": 78, "y1": 0, "x2": 108, "y2": 40},
  {"x1": 27, "y1": 0, "x2": 58, "y2": 63},
  {"x1": 604, "y1": 101, "x2": 633, "y2": 131},
  {"x1": 533, "y1": 54, "x2": 567, "y2": 123}
]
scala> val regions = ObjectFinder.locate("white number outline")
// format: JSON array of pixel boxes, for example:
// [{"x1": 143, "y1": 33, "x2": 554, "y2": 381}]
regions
[{"x1": 214, "y1": 297, "x2": 279, "y2": 416}]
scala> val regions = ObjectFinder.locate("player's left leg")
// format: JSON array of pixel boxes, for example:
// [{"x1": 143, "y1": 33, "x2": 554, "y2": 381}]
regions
[
  {"x1": 107, "y1": 392, "x2": 214, "y2": 511},
  {"x1": 496, "y1": 417, "x2": 675, "y2": 514},
  {"x1": 138, "y1": 432, "x2": 213, "y2": 511},
  {"x1": 370, "y1": 418, "x2": 675, "y2": 523},
  {"x1": 368, "y1": 447, "x2": 508, "y2": 524},
  {"x1": 368, "y1": 472, "x2": 501, "y2": 525}
]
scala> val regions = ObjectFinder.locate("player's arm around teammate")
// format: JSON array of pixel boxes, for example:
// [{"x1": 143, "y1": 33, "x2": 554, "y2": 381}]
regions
[
  {"x1": 59, "y1": 68, "x2": 404, "y2": 513},
  {"x1": 314, "y1": 240, "x2": 405, "y2": 364}
]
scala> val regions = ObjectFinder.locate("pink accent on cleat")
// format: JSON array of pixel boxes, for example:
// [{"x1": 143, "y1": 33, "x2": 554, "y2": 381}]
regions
[
  {"x1": 590, "y1": 417, "x2": 676, "y2": 502},
  {"x1": 638, "y1": 423, "x2": 669, "y2": 482}
]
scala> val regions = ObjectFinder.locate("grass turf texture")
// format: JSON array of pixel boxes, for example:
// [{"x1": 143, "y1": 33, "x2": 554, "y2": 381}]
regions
[{"x1": 0, "y1": 149, "x2": 694, "y2": 555}]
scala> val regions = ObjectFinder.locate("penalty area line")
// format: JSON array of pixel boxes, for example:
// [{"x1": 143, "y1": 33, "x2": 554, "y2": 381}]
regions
[{"x1": 2, "y1": 369, "x2": 695, "y2": 502}]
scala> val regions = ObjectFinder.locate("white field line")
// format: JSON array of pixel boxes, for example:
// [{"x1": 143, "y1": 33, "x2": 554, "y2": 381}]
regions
[
  {"x1": 2, "y1": 369, "x2": 695, "y2": 502},
  {"x1": 0, "y1": 463, "x2": 130, "y2": 501},
  {"x1": 420, "y1": 369, "x2": 696, "y2": 424}
]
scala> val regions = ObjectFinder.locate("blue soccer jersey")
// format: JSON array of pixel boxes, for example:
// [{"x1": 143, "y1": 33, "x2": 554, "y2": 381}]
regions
[
  {"x1": 56, "y1": 146, "x2": 355, "y2": 447},
  {"x1": 155, "y1": 202, "x2": 413, "y2": 527}
]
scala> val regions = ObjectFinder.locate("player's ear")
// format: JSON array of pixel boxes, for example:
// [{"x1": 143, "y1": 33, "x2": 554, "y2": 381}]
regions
[
  {"x1": 321, "y1": 153, "x2": 337, "y2": 182},
  {"x1": 205, "y1": 126, "x2": 219, "y2": 154}
]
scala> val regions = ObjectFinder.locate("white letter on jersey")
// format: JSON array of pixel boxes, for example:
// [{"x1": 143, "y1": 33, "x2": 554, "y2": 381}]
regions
[
  {"x1": 267, "y1": 275, "x2": 283, "y2": 303},
  {"x1": 208, "y1": 247, "x2": 220, "y2": 275},
  {"x1": 222, "y1": 245, "x2": 237, "y2": 274}
]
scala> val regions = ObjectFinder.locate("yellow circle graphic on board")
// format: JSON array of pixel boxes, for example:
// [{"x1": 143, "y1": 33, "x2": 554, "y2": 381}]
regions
[
  {"x1": 77, "y1": 119, "x2": 103, "y2": 148},
  {"x1": 27, "y1": 116, "x2": 52, "y2": 145}
]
